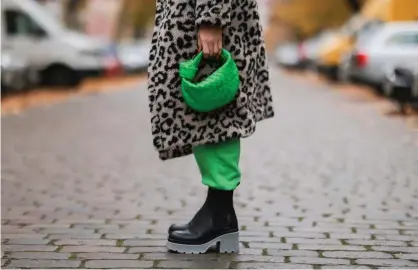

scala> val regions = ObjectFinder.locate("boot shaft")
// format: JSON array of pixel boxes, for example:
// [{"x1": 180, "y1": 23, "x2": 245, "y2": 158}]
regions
[{"x1": 206, "y1": 188, "x2": 238, "y2": 229}]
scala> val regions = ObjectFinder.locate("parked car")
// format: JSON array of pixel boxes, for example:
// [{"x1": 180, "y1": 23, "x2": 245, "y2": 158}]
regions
[
  {"x1": 302, "y1": 30, "x2": 338, "y2": 72},
  {"x1": 275, "y1": 42, "x2": 304, "y2": 69},
  {"x1": 316, "y1": 14, "x2": 366, "y2": 80},
  {"x1": 117, "y1": 40, "x2": 150, "y2": 74},
  {"x1": 1, "y1": 0, "x2": 112, "y2": 86},
  {"x1": 1, "y1": 51, "x2": 38, "y2": 93},
  {"x1": 317, "y1": 0, "x2": 418, "y2": 81},
  {"x1": 383, "y1": 66, "x2": 418, "y2": 113},
  {"x1": 340, "y1": 22, "x2": 418, "y2": 92},
  {"x1": 337, "y1": 21, "x2": 384, "y2": 82}
]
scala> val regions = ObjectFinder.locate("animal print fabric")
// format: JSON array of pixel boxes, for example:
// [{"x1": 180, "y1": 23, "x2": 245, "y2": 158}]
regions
[{"x1": 148, "y1": 0, "x2": 274, "y2": 160}]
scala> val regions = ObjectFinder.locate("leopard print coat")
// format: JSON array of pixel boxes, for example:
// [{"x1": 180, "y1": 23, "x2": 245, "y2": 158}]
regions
[{"x1": 148, "y1": 0, "x2": 274, "y2": 160}]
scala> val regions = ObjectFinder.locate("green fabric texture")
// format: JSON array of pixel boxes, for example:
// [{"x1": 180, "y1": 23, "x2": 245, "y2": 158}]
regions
[
  {"x1": 193, "y1": 139, "x2": 241, "y2": 191},
  {"x1": 179, "y1": 49, "x2": 240, "y2": 113}
]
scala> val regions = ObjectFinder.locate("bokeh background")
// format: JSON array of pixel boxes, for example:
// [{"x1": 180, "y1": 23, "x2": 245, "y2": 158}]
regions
[
  {"x1": 1, "y1": 0, "x2": 418, "y2": 113},
  {"x1": 2, "y1": 1, "x2": 418, "y2": 269}
]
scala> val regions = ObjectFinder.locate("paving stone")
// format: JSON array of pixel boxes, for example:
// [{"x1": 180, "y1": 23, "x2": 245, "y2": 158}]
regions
[
  {"x1": 297, "y1": 244, "x2": 366, "y2": 251},
  {"x1": 61, "y1": 246, "x2": 125, "y2": 253},
  {"x1": 239, "y1": 236, "x2": 284, "y2": 243},
  {"x1": 267, "y1": 250, "x2": 319, "y2": 257},
  {"x1": 1, "y1": 226, "x2": 38, "y2": 233},
  {"x1": 248, "y1": 242, "x2": 292, "y2": 249},
  {"x1": 321, "y1": 265, "x2": 371, "y2": 269},
  {"x1": 356, "y1": 229, "x2": 401, "y2": 235},
  {"x1": 54, "y1": 239, "x2": 116, "y2": 246},
  {"x1": 237, "y1": 248, "x2": 264, "y2": 255},
  {"x1": 323, "y1": 251, "x2": 393, "y2": 259},
  {"x1": 72, "y1": 224, "x2": 120, "y2": 230},
  {"x1": 123, "y1": 239, "x2": 167, "y2": 247},
  {"x1": 329, "y1": 233, "x2": 372, "y2": 240},
  {"x1": 2, "y1": 234, "x2": 47, "y2": 239},
  {"x1": 1, "y1": 245, "x2": 57, "y2": 252},
  {"x1": 372, "y1": 246, "x2": 418, "y2": 253},
  {"x1": 375, "y1": 267, "x2": 418, "y2": 269},
  {"x1": 235, "y1": 262, "x2": 313, "y2": 269},
  {"x1": 7, "y1": 259, "x2": 81, "y2": 268},
  {"x1": 26, "y1": 224, "x2": 71, "y2": 229},
  {"x1": 272, "y1": 231, "x2": 327, "y2": 239},
  {"x1": 142, "y1": 252, "x2": 219, "y2": 261},
  {"x1": 290, "y1": 257, "x2": 350, "y2": 265},
  {"x1": 40, "y1": 229, "x2": 96, "y2": 234},
  {"x1": 85, "y1": 260, "x2": 153, "y2": 268},
  {"x1": 76, "y1": 253, "x2": 139, "y2": 260},
  {"x1": 105, "y1": 233, "x2": 164, "y2": 240},
  {"x1": 355, "y1": 259, "x2": 418, "y2": 267},
  {"x1": 8, "y1": 252, "x2": 70, "y2": 259},
  {"x1": 293, "y1": 227, "x2": 353, "y2": 233},
  {"x1": 128, "y1": 246, "x2": 168, "y2": 253},
  {"x1": 47, "y1": 234, "x2": 103, "y2": 239},
  {"x1": 285, "y1": 238, "x2": 342, "y2": 244},
  {"x1": 395, "y1": 253, "x2": 418, "y2": 260},
  {"x1": 157, "y1": 260, "x2": 230, "y2": 269},
  {"x1": 224, "y1": 255, "x2": 285, "y2": 263},
  {"x1": 347, "y1": 240, "x2": 406, "y2": 246},
  {"x1": 375, "y1": 235, "x2": 416, "y2": 241},
  {"x1": 240, "y1": 231, "x2": 271, "y2": 237},
  {"x1": 55, "y1": 220, "x2": 106, "y2": 224},
  {"x1": 6, "y1": 239, "x2": 50, "y2": 245},
  {"x1": 374, "y1": 224, "x2": 408, "y2": 230}
]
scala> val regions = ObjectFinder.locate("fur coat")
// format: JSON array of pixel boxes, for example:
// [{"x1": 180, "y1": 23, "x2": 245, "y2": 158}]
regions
[{"x1": 148, "y1": 0, "x2": 274, "y2": 160}]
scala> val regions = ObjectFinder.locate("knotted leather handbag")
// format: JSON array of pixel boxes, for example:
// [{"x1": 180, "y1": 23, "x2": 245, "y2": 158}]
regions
[{"x1": 179, "y1": 49, "x2": 240, "y2": 113}]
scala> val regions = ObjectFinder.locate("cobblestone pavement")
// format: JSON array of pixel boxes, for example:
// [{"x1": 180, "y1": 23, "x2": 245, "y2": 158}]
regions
[{"x1": 2, "y1": 69, "x2": 418, "y2": 269}]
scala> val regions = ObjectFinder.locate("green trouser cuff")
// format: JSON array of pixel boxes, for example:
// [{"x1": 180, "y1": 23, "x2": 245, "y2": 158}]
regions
[{"x1": 193, "y1": 139, "x2": 241, "y2": 191}]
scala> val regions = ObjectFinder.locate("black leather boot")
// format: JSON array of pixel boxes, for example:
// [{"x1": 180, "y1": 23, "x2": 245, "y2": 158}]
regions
[
  {"x1": 166, "y1": 188, "x2": 239, "y2": 254},
  {"x1": 167, "y1": 188, "x2": 215, "y2": 234}
]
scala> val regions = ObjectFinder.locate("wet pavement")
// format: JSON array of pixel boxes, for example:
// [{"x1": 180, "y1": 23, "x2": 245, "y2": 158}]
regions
[{"x1": 2, "y1": 69, "x2": 418, "y2": 269}]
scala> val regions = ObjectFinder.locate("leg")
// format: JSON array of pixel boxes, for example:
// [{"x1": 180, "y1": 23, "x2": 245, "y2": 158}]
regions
[
  {"x1": 194, "y1": 139, "x2": 241, "y2": 191},
  {"x1": 166, "y1": 139, "x2": 241, "y2": 254}
]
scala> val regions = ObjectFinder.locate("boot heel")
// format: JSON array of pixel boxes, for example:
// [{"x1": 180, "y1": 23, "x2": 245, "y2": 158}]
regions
[{"x1": 218, "y1": 232, "x2": 239, "y2": 253}]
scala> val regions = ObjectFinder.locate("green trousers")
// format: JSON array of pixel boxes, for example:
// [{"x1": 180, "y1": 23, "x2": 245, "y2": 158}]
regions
[{"x1": 193, "y1": 139, "x2": 241, "y2": 191}]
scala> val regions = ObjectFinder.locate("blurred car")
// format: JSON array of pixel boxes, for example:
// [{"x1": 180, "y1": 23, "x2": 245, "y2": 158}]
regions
[
  {"x1": 301, "y1": 30, "x2": 338, "y2": 72},
  {"x1": 317, "y1": 0, "x2": 418, "y2": 81},
  {"x1": 341, "y1": 22, "x2": 418, "y2": 91},
  {"x1": 316, "y1": 14, "x2": 367, "y2": 80},
  {"x1": 1, "y1": 51, "x2": 38, "y2": 93},
  {"x1": 117, "y1": 40, "x2": 150, "y2": 74},
  {"x1": 1, "y1": 0, "x2": 112, "y2": 86},
  {"x1": 337, "y1": 21, "x2": 384, "y2": 82},
  {"x1": 383, "y1": 66, "x2": 418, "y2": 113},
  {"x1": 275, "y1": 42, "x2": 304, "y2": 69}
]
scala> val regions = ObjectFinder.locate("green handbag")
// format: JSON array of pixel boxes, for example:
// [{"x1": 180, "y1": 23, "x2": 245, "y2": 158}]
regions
[{"x1": 179, "y1": 49, "x2": 240, "y2": 113}]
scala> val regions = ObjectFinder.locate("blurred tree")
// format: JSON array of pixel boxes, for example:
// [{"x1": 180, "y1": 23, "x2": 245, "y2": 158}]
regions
[
  {"x1": 115, "y1": 0, "x2": 156, "y2": 40},
  {"x1": 346, "y1": 0, "x2": 362, "y2": 12},
  {"x1": 63, "y1": 0, "x2": 86, "y2": 30},
  {"x1": 264, "y1": 0, "x2": 370, "y2": 50}
]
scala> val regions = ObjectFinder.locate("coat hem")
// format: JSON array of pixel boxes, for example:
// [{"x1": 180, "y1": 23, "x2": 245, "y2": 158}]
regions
[{"x1": 156, "y1": 111, "x2": 274, "y2": 161}]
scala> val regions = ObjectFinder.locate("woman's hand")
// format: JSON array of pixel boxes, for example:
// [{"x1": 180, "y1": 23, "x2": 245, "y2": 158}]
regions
[{"x1": 198, "y1": 25, "x2": 222, "y2": 58}]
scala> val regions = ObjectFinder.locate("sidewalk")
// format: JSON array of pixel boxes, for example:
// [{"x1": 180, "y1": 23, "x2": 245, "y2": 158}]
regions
[{"x1": 2, "y1": 69, "x2": 418, "y2": 269}]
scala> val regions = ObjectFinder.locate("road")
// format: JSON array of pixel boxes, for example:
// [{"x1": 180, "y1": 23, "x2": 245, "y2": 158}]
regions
[{"x1": 2, "y1": 69, "x2": 418, "y2": 269}]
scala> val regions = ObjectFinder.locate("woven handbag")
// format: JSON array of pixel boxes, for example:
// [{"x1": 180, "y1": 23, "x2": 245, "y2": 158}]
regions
[{"x1": 179, "y1": 49, "x2": 240, "y2": 113}]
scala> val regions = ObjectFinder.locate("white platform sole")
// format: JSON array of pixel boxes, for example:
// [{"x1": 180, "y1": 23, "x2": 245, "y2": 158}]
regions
[{"x1": 166, "y1": 231, "x2": 239, "y2": 254}]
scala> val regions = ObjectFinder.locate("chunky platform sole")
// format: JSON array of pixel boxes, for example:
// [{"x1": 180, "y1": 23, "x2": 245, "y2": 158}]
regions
[{"x1": 166, "y1": 231, "x2": 239, "y2": 254}]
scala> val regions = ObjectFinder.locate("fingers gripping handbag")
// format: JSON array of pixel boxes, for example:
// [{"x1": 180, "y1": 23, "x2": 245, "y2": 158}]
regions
[{"x1": 179, "y1": 49, "x2": 240, "y2": 113}]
